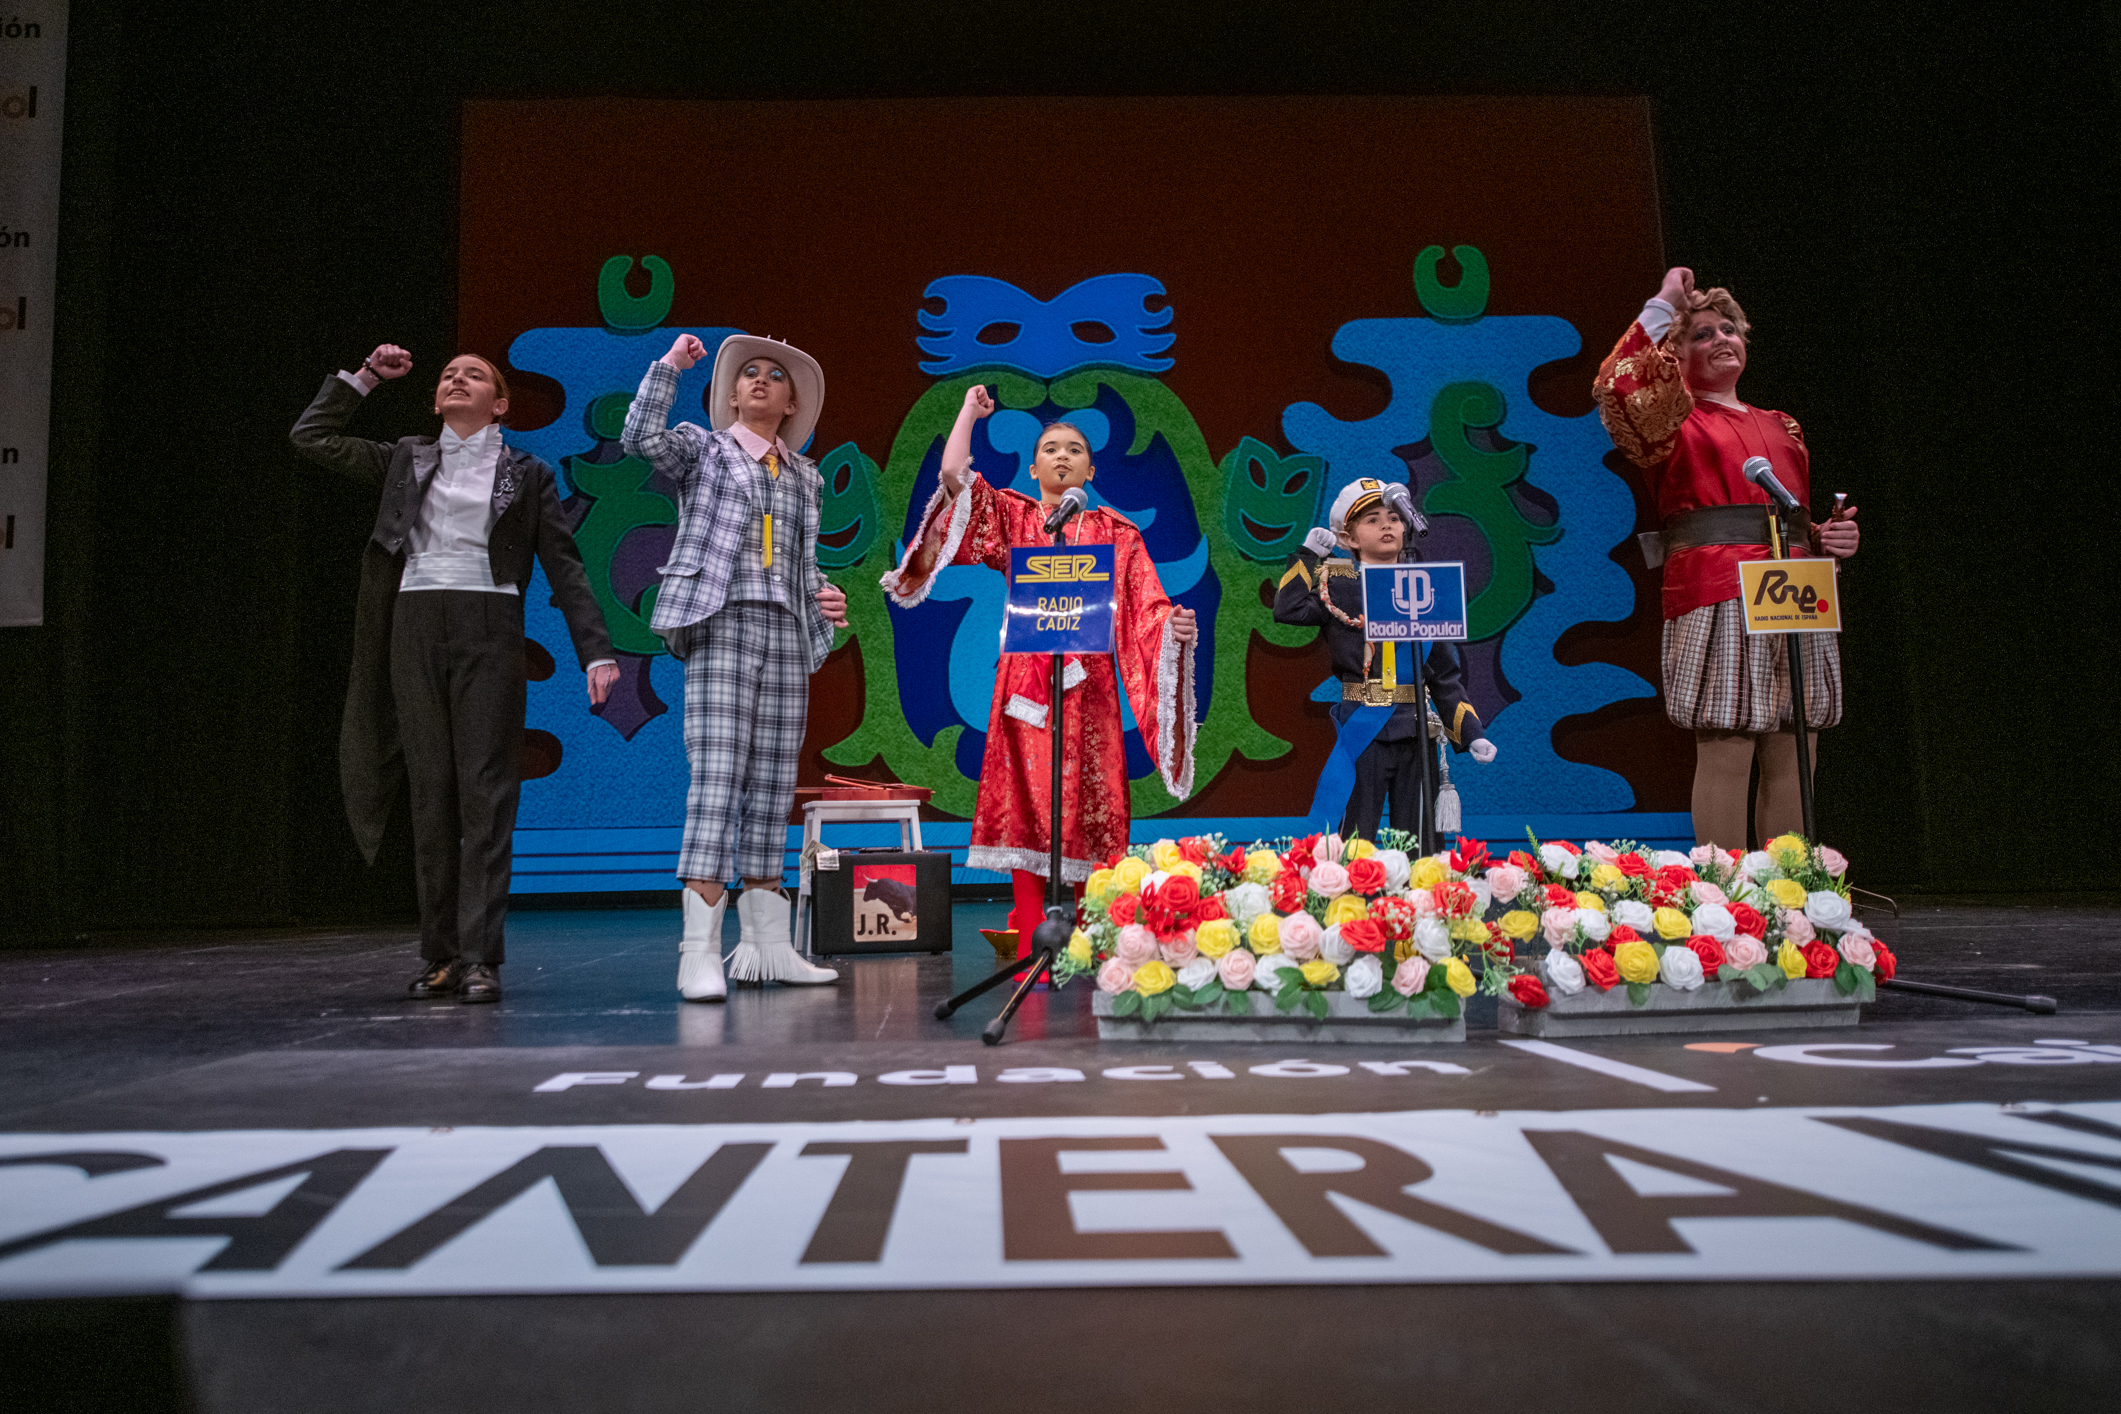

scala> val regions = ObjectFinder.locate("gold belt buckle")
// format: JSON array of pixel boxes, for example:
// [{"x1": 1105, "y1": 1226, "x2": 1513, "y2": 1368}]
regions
[{"x1": 1363, "y1": 681, "x2": 1391, "y2": 706}]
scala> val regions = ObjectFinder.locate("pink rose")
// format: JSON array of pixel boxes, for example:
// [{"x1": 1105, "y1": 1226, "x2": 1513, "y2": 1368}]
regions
[
  {"x1": 1689, "y1": 844, "x2": 1718, "y2": 869},
  {"x1": 1818, "y1": 846, "x2": 1849, "y2": 877},
  {"x1": 1115, "y1": 926, "x2": 1158, "y2": 965},
  {"x1": 1585, "y1": 841, "x2": 1620, "y2": 864},
  {"x1": 1409, "y1": 887, "x2": 1437, "y2": 917},
  {"x1": 1308, "y1": 861, "x2": 1350, "y2": 898},
  {"x1": 1838, "y1": 931, "x2": 1877, "y2": 970},
  {"x1": 1096, "y1": 958, "x2": 1134, "y2": 994},
  {"x1": 1160, "y1": 932, "x2": 1198, "y2": 965},
  {"x1": 1485, "y1": 865, "x2": 1527, "y2": 903},
  {"x1": 1278, "y1": 912, "x2": 1323, "y2": 960},
  {"x1": 1690, "y1": 881, "x2": 1729, "y2": 908},
  {"x1": 1391, "y1": 956, "x2": 1430, "y2": 996},
  {"x1": 1217, "y1": 949, "x2": 1256, "y2": 991},
  {"x1": 1780, "y1": 910, "x2": 1816, "y2": 944},
  {"x1": 1723, "y1": 937, "x2": 1768, "y2": 970},
  {"x1": 1540, "y1": 907, "x2": 1579, "y2": 947}
]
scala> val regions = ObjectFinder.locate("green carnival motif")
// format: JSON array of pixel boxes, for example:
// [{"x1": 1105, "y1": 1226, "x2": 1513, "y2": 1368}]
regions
[{"x1": 1424, "y1": 381, "x2": 1560, "y2": 640}]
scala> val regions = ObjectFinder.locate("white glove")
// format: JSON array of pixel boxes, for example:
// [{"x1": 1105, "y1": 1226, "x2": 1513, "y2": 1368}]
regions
[
  {"x1": 1469, "y1": 738, "x2": 1498, "y2": 763},
  {"x1": 1302, "y1": 527, "x2": 1338, "y2": 558}
]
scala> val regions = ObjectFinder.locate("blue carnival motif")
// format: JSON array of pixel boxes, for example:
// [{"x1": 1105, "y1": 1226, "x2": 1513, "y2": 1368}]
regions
[{"x1": 917, "y1": 274, "x2": 1175, "y2": 377}]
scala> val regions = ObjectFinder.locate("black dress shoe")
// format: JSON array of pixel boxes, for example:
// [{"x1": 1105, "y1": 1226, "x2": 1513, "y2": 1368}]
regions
[
  {"x1": 458, "y1": 963, "x2": 502, "y2": 1004},
  {"x1": 409, "y1": 960, "x2": 465, "y2": 999}
]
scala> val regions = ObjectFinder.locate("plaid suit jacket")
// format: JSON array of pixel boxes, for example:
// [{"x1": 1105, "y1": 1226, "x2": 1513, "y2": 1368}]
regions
[{"x1": 622, "y1": 360, "x2": 836, "y2": 673}]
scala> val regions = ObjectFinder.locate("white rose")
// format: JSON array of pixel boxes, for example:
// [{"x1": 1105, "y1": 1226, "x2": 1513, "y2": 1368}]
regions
[
  {"x1": 1343, "y1": 954, "x2": 1384, "y2": 999},
  {"x1": 1318, "y1": 924, "x2": 1355, "y2": 967},
  {"x1": 1412, "y1": 917, "x2": 1452, "y2": 962},
  {"x1": 1689, "y1": 902, "x2": 1736, "y2": 942},
  {"x1": 1542, "y1": 947, "x2": 1587, "y2": 996},
  {"x1": 1142, "y1": 869, "x2": 1171, "y2": 892},
  {"x1": 1740, "y1": 850, "x2": 1774, "y2": 880},
  {"x1": 1660, "y1": 944, "x2": 1706, "y2": 990},
  {"x1": 1804, "y1": 890, "x2": 1853, "y2": 931},
  {"x1": 1374, "y1": 849, "x2": 1412, "y2": 891},
  {"x1": 1470, "y1": 879, "x2": 1493, "y2": 912},
  {"x1": 1578, "y1": 910, "x2": 1612, "y2": 944},
  {"x1": 1175, "y1": 955, "x2": 1219, "y2": 991},
  {"x1": 1221, "y1": 882, "x2": 1271, "y2": 928},
  {"x1": 1254, "y1": 954, "x2": 1298, "y2": 991},
  {"x1": 1613, "y1": 899, "x2": 1655, "y2": 932},
  {"x1": 1538, "y1": 844, "x2": 1581, "y2": 879}
]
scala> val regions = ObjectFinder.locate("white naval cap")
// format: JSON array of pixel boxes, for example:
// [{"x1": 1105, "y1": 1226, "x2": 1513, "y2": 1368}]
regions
[{"x1": 1328, "y1": 477, "x2": 1397, "y2": 535}]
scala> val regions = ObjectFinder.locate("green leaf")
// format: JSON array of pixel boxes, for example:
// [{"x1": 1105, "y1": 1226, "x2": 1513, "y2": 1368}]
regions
[
  {"x1": 1745, "y1": 963, "x2": 1782, "y2": 994},
  {"x1": 1112, "y1": 990, "x2": 1142, "y2": 1018},
  {"x1": 1303, "y1": 990, "x2": 1330, "y2": 1021},
  {"x1": 1408, "y1": 993, "x2": 1433, "y2": 1020},
  {"x1": 1716, "y1": 964, "x2": 1745, "y2": 984},
  {"x1": 1626, "y1": 981, "x2": 1651, "y2": 1007},
  {"x1": 1368, "y1": 989, "x2": 1406, "y2": 1014},
  {"x1": 1854, "y1": 967, "x2": 1877, "y2": 1004},
  {"x1": 1275, "y1": 985, "x2": 1304, "y2": 1014},
  {"x1": 1433, "y1": 990, "x2": 1462, "y2": 1020},
  {"x1": 1194, "y1": 979, "x2": 1225, "y2": 1007},
  {"x1": 1143, "y1": 990, "x2": 1173, "y2": 1021},
  {"x1": 1833, "y1": 961, "x2": 1859, "y2": 996},
  {"x1": 1170, "y1": 984, "x2": 1197, "y2": 1008}
]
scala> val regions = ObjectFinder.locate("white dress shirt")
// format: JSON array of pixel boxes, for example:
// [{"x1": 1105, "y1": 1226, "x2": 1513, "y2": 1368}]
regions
[{"x1": 401, "y1": 422, "x2": 516, "y2": 595}]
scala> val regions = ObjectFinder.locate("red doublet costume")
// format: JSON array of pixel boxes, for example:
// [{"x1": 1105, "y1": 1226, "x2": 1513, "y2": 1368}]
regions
[{"x1": 882, "y1": 474, "x2": 1197, "y2": 883}]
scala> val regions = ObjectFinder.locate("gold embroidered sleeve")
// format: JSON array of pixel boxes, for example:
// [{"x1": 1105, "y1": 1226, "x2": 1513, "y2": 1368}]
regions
[{"x1": 1593, "y1": 321, "x2": 1692, "y2": 468}]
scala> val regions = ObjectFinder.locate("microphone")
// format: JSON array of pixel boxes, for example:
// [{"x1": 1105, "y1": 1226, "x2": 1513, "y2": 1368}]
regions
[
  {"x1": 1382, "y1": 481, "x2": 1429, "y2": 538},
  {"x1": 1743, "y1": 456, "x2": 1802, "y2": 512},
  {"x1": 1042, "y1": 485, "x2": 1088, "y2": 536}
]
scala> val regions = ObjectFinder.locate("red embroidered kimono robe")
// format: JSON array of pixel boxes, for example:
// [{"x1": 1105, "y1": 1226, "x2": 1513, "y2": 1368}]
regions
[
  {"x1": 881, "y1": 475, "x2": 1197, "y2": 881},
  {"x1": 1593, "y1": 318, "x2": 1817, "y2": 621}
]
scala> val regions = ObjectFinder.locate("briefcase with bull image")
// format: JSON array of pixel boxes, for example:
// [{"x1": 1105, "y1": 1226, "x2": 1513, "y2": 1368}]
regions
[{"x1": 809, "y1": 850, "x2": 953, "y2": 955}]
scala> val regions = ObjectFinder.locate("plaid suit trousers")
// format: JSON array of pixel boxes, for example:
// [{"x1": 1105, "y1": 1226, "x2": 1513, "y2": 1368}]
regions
[{"x1": 675, "y1": 601, "x2": 809, "y2": 883}]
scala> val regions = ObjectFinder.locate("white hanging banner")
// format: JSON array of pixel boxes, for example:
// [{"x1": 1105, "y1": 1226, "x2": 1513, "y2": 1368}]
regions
[{"x1": 0, "y1": 2, "x2": 65, "y2": 627}]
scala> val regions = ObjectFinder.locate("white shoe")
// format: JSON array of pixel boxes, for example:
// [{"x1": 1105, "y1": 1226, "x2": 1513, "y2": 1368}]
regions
[
  {"x1": 677, "y1": 888, "x2": 728, "y2": 1002},
  {"x1": 726, "y1": 888, "x2": 838, "y2": 986}
]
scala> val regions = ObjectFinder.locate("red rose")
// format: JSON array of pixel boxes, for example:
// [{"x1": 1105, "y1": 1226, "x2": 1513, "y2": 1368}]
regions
[
  {"x1": 1727, "y1": 902, "x2": 1766, "y2": 939},
  {"x1": 1802, "y1": 942, "x2": 1840, "y2": 979},
  {"x1": 1542, "y1": 884, "x2": 1577, "y2": 910},
  {"x1": 1484, "y1": 925, "x2": 1514, "y2": 962},
  {"x1": 1270, "y1": 870, "x2": 1306, "y2": 914},
  {"x1": 1340, "y1": 918, "x2": 1389, "y2": 953},
  {"x1": 1617, "y1": 853, "x2": 1651, "y2": 879},
  {"x1": 1436, "y1": 881, "x2": 1477, "y2": 919},
  {"x1": 1551, "y1": 840, "x2": 1581, "y2": 856},
  {"x1": 1686, "y1": 936, "x2": 1726, "y2": 975},
  {"x1": 1454, "y1": 836, "x2": 1492, "y2": 872},
  {"x1": 1368, "y1": 895, "x2": 1417, "y2": 942},
  {"x1": 1179, "y1": 837, "x2": 1210, "y2": 866},
  {"x1": 1157, "y1": 874, "x2": 1201, "y2": 912},
  {"x1": 1284, "y1": 836, "x2": 1319, "y2": 872},
  {"x1": 1346, "y1": 857, "x2": 1388, "y2": 895},
  {"x1": 1508, "y1": 849, "x2": 1538, "y2": 872},
  {"x1": 1218, "y1": 847, "x2": 1248, "y2": 876},
  {"x1": 1606, "y1": 924, "x2": 1640, "y2": 945},
  {"x1": 1106, "y1": 894, "x2": 1140, "y2": 926},
  {"x1": 1654, "y1": 865, "x2": 1698, "y2": 893},
  {"x1": 1872, "y1": 942, "x2": 1897, "y2": 981},
  {"x1": 1192, "y1": 895, "x2": 1228, "y2": 923},
  {"x1": 1507, "y1": 975, "x2": 1552, "y2": 1009},
  {"x1": 1581, "y1": 949, "x2": 1619, "y2": 990}
]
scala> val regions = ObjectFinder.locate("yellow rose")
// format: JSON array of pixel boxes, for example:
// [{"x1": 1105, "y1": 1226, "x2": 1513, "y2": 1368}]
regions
[
  {"x1": 1151, "y1": 840, "x2": 1187, "y2": 873},
  {"x1": 1113, "y1": 857, "x2": 1150, "y2": 895},
  {"x1": 1066, "y1": 930, "x2": 1093, "y2": 966},
  {"x1": 1575, "y1": 891, "x2": 1607, "y2": 913},
  {"x1": 1170, "y1": 861, "x2": 1203, "y2": 882},
  {"x1": 1085, "y1": 869, "x2": 1117, "y2": 908},
  {"x1": 1411, "y1": 857, "x2": 1448, "y2": 890},
  {"x1": 1195, "y1": 919, "x2": 1238, "y2": 959},
  {"x1": 1393, "y1": 937, "x2": 1417, "y2": 963},
  {"x1": 1589, "y1": 863, "x2": 1628, "y2": 893},
  {"x1": 1299, "y1": 959, "x2": 1340, "y2": 987},
  {"x1": 1651, "y1": 906, "x2": 1692, "y2": 940},
  {"x1": 1766, "y1": 878, "x2": 1807, "y2": 909},
  {"x1": 1769, "y1": 833, "x2": 1809, "y2": 867},
  {"x1": 1244, "y1": 850, "x2": 1281, "y2": 883},
  {"x1": 1248, "y1": 914, "x2": 1282, "y2": 954},
  {"x1": 1450, "y1": 918, "x2": 1489, "y2": 944},
  {"x1": 1133, "y1": 960, "x2": 1176, "y2": 995},
  {"x1": 1345, "y1": 839, "x2": 1377, "y2": 861},
  {"x1": 1323, "y1": 894, "x2": 1369, "y2": 927},
  {"x1": 1499, "y1": 909, "x2": 1540, "y2": 941},
  {"x1": 1444, "y1": 956, "x2": 1477, "y2": 996},
  {"x1": 1776, "y1": 940, "x2": 1807, "y2": 980},
  {"x1": 1614, "y1": 939, "x2": 1661, "y2": 984}
]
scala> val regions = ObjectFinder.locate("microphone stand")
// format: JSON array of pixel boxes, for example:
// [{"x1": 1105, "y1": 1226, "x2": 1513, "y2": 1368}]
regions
[
  {"x1": 935, "y1": 515, "x2": 1072, "y2": 1044},
  {"x1": 1768, "y1": 500, "x2": 1819, "y2": 843}
]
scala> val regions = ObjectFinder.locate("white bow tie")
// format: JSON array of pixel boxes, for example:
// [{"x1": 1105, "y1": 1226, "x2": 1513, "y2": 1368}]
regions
[{"x1": 440, "y1": 425, "x2": 497, "y2": 457}]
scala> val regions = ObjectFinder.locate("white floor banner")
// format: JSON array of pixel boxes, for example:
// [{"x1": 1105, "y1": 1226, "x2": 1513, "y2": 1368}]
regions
[
  {"x1": 0, "y1": 2, "x2": 64, "y2": 626},
  {"x1": 2, "y1": 1102, "x2": 2119, "y2": 1298}
]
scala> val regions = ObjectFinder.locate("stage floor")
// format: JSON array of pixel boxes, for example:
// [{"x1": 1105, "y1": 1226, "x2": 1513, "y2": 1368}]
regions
[{"x1": 3, "y1": 895, "x2": 2118, "y2": 1412}]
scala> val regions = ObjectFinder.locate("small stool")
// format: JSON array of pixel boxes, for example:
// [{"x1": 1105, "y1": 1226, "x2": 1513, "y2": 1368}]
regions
[{"x1": 794, "y1": 799, "x2": 926, "y2": 958}]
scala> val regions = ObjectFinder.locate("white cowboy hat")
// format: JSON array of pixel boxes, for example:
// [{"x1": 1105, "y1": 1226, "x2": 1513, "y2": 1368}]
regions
[{"x1": 710, "y1": 334, "x2": 825, "y2": 454}]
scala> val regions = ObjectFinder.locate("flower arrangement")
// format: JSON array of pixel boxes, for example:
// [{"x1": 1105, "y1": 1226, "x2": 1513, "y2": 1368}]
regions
[
  {"x1": 1497, "y1": 831, "x2": 1892, "y2": 1010},
  {"x1": 1056, "y1": 830, "x2": 1523, "y2": 1024}
]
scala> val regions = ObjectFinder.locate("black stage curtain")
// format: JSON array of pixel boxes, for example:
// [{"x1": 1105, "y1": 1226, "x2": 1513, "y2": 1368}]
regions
[{"x1": 3, "y1": 0, "x2": 2116, "y2": 941}]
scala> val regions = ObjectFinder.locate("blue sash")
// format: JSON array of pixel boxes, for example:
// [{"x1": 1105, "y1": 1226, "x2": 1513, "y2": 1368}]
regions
[{"x1": 1307, "y1": 703, "x2": 1393, "y2": 827}]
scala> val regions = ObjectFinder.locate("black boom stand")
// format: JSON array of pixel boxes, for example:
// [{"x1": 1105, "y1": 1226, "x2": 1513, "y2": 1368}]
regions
[{"x1": 935, "y1": 520, "x2": 1075, "y2": 1045}]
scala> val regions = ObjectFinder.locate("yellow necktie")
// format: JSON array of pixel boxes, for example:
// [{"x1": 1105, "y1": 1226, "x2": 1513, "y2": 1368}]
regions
[
  {"x1": 761, "y1": 449, "x2": 780, "y2": 568},
  {"x1": 1381, "y1": 642, "x2": 1397, "y2": 691}
]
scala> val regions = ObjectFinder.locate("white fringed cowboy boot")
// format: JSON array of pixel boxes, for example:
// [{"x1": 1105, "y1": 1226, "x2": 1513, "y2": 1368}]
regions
[
  {"x1": 726, "y1": 887, "x2": 838, "y2": 985},
  {"x1": 677, "y1": 887, "x2": 728, "y2": 1002}
]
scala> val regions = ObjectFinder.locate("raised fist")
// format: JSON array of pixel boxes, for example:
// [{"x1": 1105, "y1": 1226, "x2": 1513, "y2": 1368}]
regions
[
  {"x1": 1655, "y1": 266, "x2": 1696, "y2": 311},
  {"x1": 963, "y1": 384, "x2": 996, "y2": 418},
  {"x1": 663, "y1": 334, "x2": 708, "y2": 370},
  {"x1": 366, "y1": 344, "x2": 412, "y2": 379},
  {"x1": 1170, "y1": 606, "x2": 1198, "y2": 645},
  {"x1": 1303, "y1": 526, "x2": 1338, "y2": 558}
]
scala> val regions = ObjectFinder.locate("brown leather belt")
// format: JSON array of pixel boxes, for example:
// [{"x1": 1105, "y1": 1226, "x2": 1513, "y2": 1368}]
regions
[{"x1": 1639, "y1": 504, "x2": 1812, "y2": 568}]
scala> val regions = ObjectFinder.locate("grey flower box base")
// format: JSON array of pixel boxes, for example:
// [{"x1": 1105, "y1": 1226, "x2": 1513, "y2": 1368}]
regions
[
  {"x1": 1092, "y1": 989, "x2": 1466, "y2": 1043},
  {"x1": 1499, "y1": 977, "x2": 1861, "y2": 1038}
]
